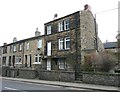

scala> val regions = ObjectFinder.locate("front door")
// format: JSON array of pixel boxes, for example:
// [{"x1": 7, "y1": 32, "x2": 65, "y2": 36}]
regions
[
  {"x1": 12, "y1": 56, "x2": 15, "y2": 67},
  {"x1": 29, "y1": 54, "x2": 32, "y2": 67},
  {"x1": 47, "y1": 59, "x2": 51, "y2": 70},
  {"x1": 47, "y1": 42, "x2": 51, "y2": 56},
  {"x1": 25, "y1": 55, "x2": 27, "y2": 67}
]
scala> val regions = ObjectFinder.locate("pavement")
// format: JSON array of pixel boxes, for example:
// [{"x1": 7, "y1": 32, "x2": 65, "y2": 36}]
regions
[{"x1": 2, "y1": 77, "x2": 120, "y2": 91}]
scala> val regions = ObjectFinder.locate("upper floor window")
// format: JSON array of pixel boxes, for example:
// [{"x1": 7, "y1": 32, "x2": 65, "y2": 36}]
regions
[
  {"x1": 64, "y1": 19, "x2": 69, "y2": 30},
  {"x1": 10, "y1": 45, "x2": 13, "y2": 53},
  {"x1": 47, "y1": 25, "x2": 51, "y2": 35},
  {"x1": 3, "y1": 47, "x2": 7, "y2": 54},
  {"x1": 58, "y1": 19, "x2": 70, "y2": 32},
  {"x1": 65, "y1": 37, "x2": 70, "y2": 49},
  {"x1": 58, "y1": 37, "x2": 70, "y2": 50},
  {"x1": 58, "y1": 21, "x2": 64, "y2": 32},
  {"x1": 13, "y1": 45, "x2": 16, "y2": 52},
  {"x1": 26, "y1": 42, "x2": 29, "y2": 50},
  {"x1": 38, "y1": 39, "x2": 42, "y2": 49},
  {"x1": 19, "y1": 44, "x2": 22, "y2": 51},
  {"x1": 59, "y1": 38, "x2": 64, "y2": 50}
]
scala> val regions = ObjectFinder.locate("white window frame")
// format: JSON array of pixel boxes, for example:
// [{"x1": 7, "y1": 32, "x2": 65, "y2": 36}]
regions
[
  {"x1": 26, "y1": 42, "x2": 29, "y2": 50},
  {"x1": 47, "y1": 25, "x2": 51, "y2": 35},
  {"x1": 33, "y1": 54, "x2": 41, "y2": 64},
  {"x1": 13, "y1": 45, "x2": 16, "y2": 52},
  {"x1": 38, "y1": 39, "x2": 42, "y2": 49},
  {"x1": 58, "y1": 21, "x2": 63, "y2": 32},
  {"x1": 64, "y1": 19, "x2": 69, "y2": 30},
  {"x1": 65, "y1": 37, "x2": 70, "y2": 49},
  {"x1": 59, "y1": 38, "x2": 64, "y2": 50}
]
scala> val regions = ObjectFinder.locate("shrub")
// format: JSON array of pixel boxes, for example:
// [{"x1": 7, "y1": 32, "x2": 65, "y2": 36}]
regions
[{"x1": 83, "y1": 51, "x2": 117, "y2": 72}]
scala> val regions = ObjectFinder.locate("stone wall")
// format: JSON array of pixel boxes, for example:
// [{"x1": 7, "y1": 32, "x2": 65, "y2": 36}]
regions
[
  {"x1": 38, "y1": 70, "x2": 75, "y2": 82},
  {"x1": 18, "y1": 69, "x2": 38, "y2": 79},
  {"x1": 2, "y1": 66, "x2": 10, "y2": 77},
  {"x1": 83, "y1": 72, "x2": 120, "y2": 86},
  {"x1": 2, "y1": 67, "x2": 38, "y2": 79}
]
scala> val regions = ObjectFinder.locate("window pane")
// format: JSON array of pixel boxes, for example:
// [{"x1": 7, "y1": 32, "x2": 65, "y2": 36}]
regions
[
  {"x1": 58, "y1": 21, "x2": 63, "y2": 32},
  {"x1": 58, "y1": 59, "x2": 65, "y2": 69},
  {"x1": 13, "y1": 45, "x2": 16, "y2": 52},
  {"x1": 38, "y1": 39, "x2": 42, "y2": 48},
  {"x1": 59, "y1": 39, "x2": 64, "y2": 50},
  {"x1": 26, "y1": 42, "x2": 29, "y2": 50},
  {"x1": 47, "y1": 25, "x2": 51, "y2": 35},
  {"x1": 65, "y1": 37, "x2": 70, "y2": 49},
  {"x1": 66, "y1": 41, "x2": 70, "y2": 49},
  {"x1": 35, "y1": 55, "x2": 37, "y2": 62},
  {"x1": 39, "y1": 56, "x2": 41, "y2": 62},
  {"x1": 64, "y1": 19, "x2": 69, "y2": 30}
]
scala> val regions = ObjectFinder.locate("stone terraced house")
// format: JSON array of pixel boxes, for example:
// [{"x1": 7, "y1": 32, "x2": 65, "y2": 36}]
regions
[{"x1": 1, "y1": 8, "x2": 104, "y2": 81}]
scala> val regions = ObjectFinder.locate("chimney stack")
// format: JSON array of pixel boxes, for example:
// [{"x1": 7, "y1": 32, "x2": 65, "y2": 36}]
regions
[
  {"x1": 84, "y1": 4, "x2": 91, "y2": 11},
  {"x1": 13, "y1": 37, "x2": 17, "y2": 43},
  {"x1": 35, "y1": 27, "x2": 41, "y2": 37},
  {"x1": 3, "y1": 43, "x2": 7, "y2": 46}
]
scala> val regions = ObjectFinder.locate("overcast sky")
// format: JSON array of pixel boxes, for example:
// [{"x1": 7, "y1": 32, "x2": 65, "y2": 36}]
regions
[{"x1": 0, "y1": 0, "x2": 119, "y2": 46}]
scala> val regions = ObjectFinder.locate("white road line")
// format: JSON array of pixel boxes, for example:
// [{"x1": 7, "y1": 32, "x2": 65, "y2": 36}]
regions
[
  {"x1": 4, "y1": 87, "x2": 18, "y2": 90},
  {"x1": 66, "y1": 87, "x2": 87, "y2": 90}
]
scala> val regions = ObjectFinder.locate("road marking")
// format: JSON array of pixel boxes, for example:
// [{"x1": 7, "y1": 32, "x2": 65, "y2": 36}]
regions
[
  {"x1": 4, "y1": 87, "x2": 18, "y2": 90},
  {"x1": 66, "y1": 87, "x2": 88, "y2": 90}
]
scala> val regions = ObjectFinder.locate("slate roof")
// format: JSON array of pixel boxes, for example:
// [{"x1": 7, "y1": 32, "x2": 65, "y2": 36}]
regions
[{"x1": 104, "y1": 42, "x2": 118, "y2": 49}]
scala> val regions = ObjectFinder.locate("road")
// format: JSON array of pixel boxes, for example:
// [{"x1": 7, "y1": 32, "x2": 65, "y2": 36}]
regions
[{"x1": 1, "y1": 79, "x2": 109, "y2": 92}]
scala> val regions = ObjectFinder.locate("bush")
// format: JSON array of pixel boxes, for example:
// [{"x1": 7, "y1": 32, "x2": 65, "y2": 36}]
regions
[{"x1": 83, "y1": 51, "x2": 117, "y2": 72}]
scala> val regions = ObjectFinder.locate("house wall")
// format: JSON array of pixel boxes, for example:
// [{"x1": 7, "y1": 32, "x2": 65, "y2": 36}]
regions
[{"x1": 80, "y1": 11, "x2": 104, "y2": 65}]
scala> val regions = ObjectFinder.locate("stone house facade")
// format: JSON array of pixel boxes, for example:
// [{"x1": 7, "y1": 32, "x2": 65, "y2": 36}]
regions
[
  {"x1": 1, "y1": 30, "x2": 45, "y2": 69},
  {"x1": 1, "y1": 10, "x2": 104, "y2": 80},
  {"x1": 43, "y1": 10, "x2": 103, "y2": 71}
]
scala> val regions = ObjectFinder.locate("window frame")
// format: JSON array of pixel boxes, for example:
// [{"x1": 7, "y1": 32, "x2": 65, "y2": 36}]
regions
[
  {"x1": 59, "y1": 38, "x2": 64, "y2": 50},
  {"x1": 64, "y1": 19, "x2": 70, "y2": 30},
  {"x1": 19, "y1": 43, "x2": 22, "y2": 51},
  {"x1": 58, "y1": 58, "x2": 65, "y2": 69},
  {"x1": 33, "y1": 54, "x2": 41, "y2": 64},
  {"x1": 65, "y1": 37, "x2": 70, "y2": 50},
  {"x1": 16, "y1": 56, "x2": 22, "y2": 64},
  {"x1": 47, "y1": 25, "x2": 51, "y2": 35},
  {"x1": 26, "y1": 42, "x2": 29, "y2": 50},
  {"x1": 37, "y1": 39, "x2": 42, "y2": 49},
  {"x1": 58, "y1": 21, "x2": 64, "y2": 32},
  {"x1": 13, "y1": 45, "x2": 16, "y2": 52}
]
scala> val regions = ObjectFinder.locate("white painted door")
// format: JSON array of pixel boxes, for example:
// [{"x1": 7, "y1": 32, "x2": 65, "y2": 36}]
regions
[
  {"x1": 47, "y1": 42, "x2": 51, "y2": 56},
  {"x1": 47, "y1": 59, "x2": 51, "y2": 70}
]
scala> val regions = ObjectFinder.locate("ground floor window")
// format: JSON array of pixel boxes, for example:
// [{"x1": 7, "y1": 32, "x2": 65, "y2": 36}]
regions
[
  {"x1": 34, "y1": 54, "x2": 41, "y2": 64},
  {"x1": 2, "y1": 57, "x2": 6, "y2": 66},
  {"x1": 16, "y1": 56, "x2": 22, "y2": 64},
  {"x1": 58, "y1": 58, "x2": 66, "y2": 69}
]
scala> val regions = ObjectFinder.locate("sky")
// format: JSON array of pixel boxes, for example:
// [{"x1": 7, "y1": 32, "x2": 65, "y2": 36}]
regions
[{"x1": 0, "y1": 0, "x2": 119, "y2": 46}]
